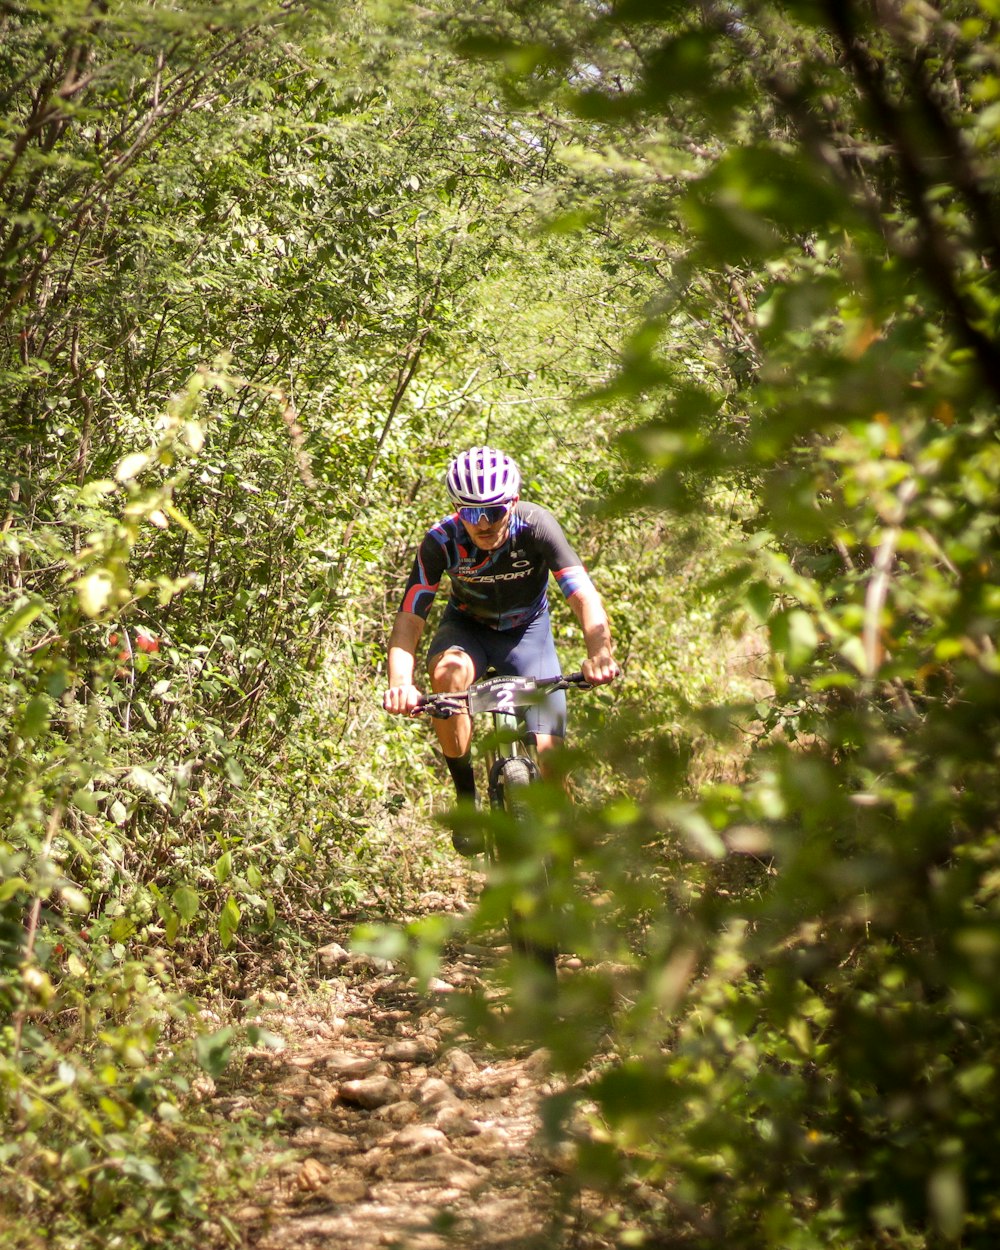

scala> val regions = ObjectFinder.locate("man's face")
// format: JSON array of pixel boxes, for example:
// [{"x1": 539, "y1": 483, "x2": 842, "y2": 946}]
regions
[{"x1": 458, "y1": 500, "x2": 514, "y2": 550}]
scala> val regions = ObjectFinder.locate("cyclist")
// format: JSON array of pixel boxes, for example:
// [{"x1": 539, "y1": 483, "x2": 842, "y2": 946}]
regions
[{"x1": 382, "y1": 446, "x2": 619, "y2": 832}]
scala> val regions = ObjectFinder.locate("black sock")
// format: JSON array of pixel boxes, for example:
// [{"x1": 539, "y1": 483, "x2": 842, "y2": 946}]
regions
[
  {"x1": 444, "y1": 751, "x2": 476, "y2": 801},
  {"x1": 445, "y1": 752, "x2": 482, "y2": 855}
]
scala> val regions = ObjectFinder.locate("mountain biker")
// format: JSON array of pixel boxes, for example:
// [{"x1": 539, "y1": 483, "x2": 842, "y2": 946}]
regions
[{"x1": 382, "y1": 446, "x2": 619, "y2": 831}]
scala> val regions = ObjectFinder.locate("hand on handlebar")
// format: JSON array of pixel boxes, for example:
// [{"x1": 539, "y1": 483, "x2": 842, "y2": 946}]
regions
[
  {"x1": 582, "y1": 654, "x2": 620, "y2": 686},
  {"x1": 383, "y1": 683, "x2": 424, "y2": 716}
]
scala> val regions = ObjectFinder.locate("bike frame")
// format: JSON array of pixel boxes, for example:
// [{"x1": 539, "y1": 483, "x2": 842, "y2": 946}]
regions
[
  {"x1": 414, "y1": 672, "x2": 590, "y2": 968},
  {"x1": 476, "y1": 674, "x2": 542, "y2": 812},
  {"x1": 414, "y1": 672, "x2": 590, "y2": 821}
]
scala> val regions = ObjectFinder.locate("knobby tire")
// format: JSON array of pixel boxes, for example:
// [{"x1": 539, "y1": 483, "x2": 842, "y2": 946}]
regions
[{"x1": 495, "y1": 756, "x2": 557, "y2": 975}]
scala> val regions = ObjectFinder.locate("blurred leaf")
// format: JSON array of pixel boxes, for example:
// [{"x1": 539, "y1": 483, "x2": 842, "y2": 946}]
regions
[
  {"x1": 194, "y1": 1027, "x2": 234, "y2": 1079},
  {"x1": 0, "y1": 597, "x2": 46, "y2": 640},
  {"x1": 116, "y1": 452, "x2": 150, "y2": 482},
  {"x1": 246, "y1": 1025, "x2": 284, "y2": 1052},
  {"x1": 18, "y1": 694, "x2": 51, "y2": 740},
  {"x1": 75, "y1": 571, "x2": 116, "y2": 618},
  {"x1": 769, "y1": 609, "x2": 819, "y2": 671}
]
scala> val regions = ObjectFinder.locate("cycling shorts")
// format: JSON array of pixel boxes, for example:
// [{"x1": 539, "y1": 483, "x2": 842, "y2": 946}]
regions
[{"x1": 426, "y1": 607, "x2": 566, "y2": 739}]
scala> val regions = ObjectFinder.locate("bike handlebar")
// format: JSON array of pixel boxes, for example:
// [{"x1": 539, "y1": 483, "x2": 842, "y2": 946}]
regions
[{"x1": 413, "y1": 671, "x2": 592, "y2": 719}]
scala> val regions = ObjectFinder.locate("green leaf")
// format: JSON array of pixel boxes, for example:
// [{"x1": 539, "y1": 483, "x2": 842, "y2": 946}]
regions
[
  {"x1": 0, "y1": 596, "x2": 46, "y2": 641},
  {"x1": 75, "y1": 571, "x2": 116, "y2": 618},
  {"x1": 62, "y1": 1142, "x2": 91, "y2": 1172},
  {"x1": 837, "y1": 635, "x2": 868, "y2": 673},
  {"x1": 744, "y1": 581, "x2": 774, "y2": 624},
  {"x1": 246, "y1": 1025, "x2": 285, "y2": 1052},
  {"x1": 223, "y1": 754, "x2": 245, "y2": 787},
  {"x1": 0, "y1": 876, "x2": 29, "y2": 902},
  {"x1": 592, "y1": 1061, "x2": 681, "y2": 1119},
  {"x1": 659, "y1": 801, "x2": 727, "y2": 860},
  {"x1": 218, "y1": 896, "x2": 241, "y2": 948},
  {"x1": 18, "y1": 694, "x2": 51, "y2": 740},
  {"x1": 121, "y1": 1156, "x2": 165, "y2": 1187},
  {"x1": 71, "y1": 788, "x2": 99, "y2": 815},
  {"x1": 351, "y1": 923, "x2": 407, "y2": 961},
  {"x1": 110, "y1": 916, "x2": 136, "y2": 942},
  {"x1": 928, "y1": 1165, "x2": 965, "y2": 1240},
  {"x1": 769, "y1": 609, "x2": 819, "y2": 671},
  {"x1": 641, "y1": 30, "x2": 720, "y2": 99},
  {"x1": 195, "y1": 1027, "x2": 234, "y2": 1079},
  {"x1": 172, "y1": 885, "x2": 200, "y2": 923},
  {"x1": 116, "y1": 452, "x2": 150, "y2": 481},
  {"x1": 60, "y1": 886, "x2": 89, "y2": 914},
  {"x1": 126, "y1": 766, "x2": 169, "y2": 803}
]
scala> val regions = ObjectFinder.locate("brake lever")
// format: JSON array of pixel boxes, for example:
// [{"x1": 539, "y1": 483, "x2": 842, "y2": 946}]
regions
[
  {"x1": 414, "y1": 694, "x2": 469, "y2": 719},
  {"x1": 554, "y1": 672, "x2": 594, "y2": 691}
]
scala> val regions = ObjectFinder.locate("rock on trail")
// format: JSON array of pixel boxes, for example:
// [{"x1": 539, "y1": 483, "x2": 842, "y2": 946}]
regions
[{"x1": 215, "y1": 938, "x2": 615, "y2": 1250}]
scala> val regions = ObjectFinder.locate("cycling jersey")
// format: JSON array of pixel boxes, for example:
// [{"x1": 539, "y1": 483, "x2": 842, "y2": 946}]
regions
[{"x1": 400, "y1": 502, "x2": 592, "y2": 630}]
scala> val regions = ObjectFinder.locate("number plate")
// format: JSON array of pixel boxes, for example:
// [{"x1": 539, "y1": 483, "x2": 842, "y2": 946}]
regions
[{"x1": 467, "y1": 675, "x2": 539, "y2": 715}]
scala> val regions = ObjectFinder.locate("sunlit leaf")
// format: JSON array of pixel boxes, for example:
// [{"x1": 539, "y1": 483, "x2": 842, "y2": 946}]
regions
[
  {"x1": 75, "y1": 571, "x2": 116, "y2": 618},
  {"x1": 115, "y1": 452, "x2": 150, "y2": 482},
  {"x1": 218, "y1": 896, "x2": 241, "y2": 948}
]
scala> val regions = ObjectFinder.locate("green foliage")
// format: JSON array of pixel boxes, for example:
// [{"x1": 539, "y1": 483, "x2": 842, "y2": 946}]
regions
[
  {"x1": 8, "y1": 0, "x2": 1000, "y2": 1246},
  {"x1": 403, "y1": 2, "x2": 1000, "y2": 1248},
  {"x1": 1, "y1": 0, "x2": 668, "y2": 1239}
]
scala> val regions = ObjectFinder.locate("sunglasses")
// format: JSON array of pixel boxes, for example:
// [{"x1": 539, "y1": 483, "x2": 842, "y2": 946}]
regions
[{"x1": 458, "y1": 503, "x2": 511, "y2": 525}]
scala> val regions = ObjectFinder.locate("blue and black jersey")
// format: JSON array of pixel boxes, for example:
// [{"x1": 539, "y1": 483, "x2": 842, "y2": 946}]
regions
[{"x1": 400, "y1": 502, "x2": 593, "y2": 631}]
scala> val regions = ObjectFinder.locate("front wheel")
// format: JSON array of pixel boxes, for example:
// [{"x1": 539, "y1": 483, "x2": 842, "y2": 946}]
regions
[{"x1": 492, "y1": 756, "x2": 556, "y2": 974}]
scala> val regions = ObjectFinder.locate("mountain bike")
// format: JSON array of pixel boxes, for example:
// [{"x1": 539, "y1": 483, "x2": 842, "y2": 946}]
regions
[{"x1": 415, "y1": 671, "x2": 592, "y2": 972}]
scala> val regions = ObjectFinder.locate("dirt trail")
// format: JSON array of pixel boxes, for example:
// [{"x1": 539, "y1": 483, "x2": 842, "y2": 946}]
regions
[{"x1": 213, "y1": 897, "x2": 615, "y2": 1250}]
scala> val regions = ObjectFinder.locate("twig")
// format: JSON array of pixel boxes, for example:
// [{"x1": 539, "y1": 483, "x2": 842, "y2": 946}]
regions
[
  {"x1": 862, "y1": 478, "x2": 918, "y2": 677},
  {"x1": 12, "y1": 801, "x2": 65, "y2": 1061}
]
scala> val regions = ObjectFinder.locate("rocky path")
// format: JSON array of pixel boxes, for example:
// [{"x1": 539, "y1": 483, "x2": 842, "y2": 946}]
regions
[{"x1": 213, "y1": 922, "x2": 615, "y2": 1250}]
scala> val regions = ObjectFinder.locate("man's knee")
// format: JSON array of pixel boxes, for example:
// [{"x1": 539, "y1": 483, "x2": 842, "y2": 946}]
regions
[{"x1": 429, "y1": 648, "x2": 474, "y2": 692}]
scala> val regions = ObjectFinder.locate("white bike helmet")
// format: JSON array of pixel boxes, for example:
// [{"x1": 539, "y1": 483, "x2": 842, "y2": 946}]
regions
[{"x1": 446, "y1": 446, "x2": 521, "y2": 506}]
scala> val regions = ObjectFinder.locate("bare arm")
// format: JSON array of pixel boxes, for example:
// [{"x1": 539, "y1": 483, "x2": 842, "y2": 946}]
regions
[
  {"x1": 566, "y1": 584, "x2": 619, "y2": 685},
  {"x1": 383, "y1": 611, "x2": 426, "y2": 714}
]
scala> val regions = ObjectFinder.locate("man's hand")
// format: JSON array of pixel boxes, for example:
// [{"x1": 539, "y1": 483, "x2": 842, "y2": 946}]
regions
[
  {"x1": 383, "y1": 683, "x2": 423, "y2": 715},
  {"x1": 582, "y1": 652, "x2": 620, "y2": 686}
]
